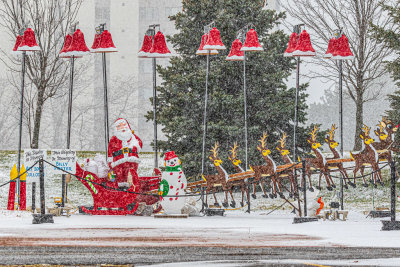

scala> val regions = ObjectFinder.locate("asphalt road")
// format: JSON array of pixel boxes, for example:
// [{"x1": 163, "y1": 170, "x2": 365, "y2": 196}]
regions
[{"x1": 1, "y1": 246, "x2": 400, "y2": 265}]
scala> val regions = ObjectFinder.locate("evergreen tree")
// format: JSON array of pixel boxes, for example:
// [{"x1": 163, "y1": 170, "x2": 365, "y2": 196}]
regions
[
  {"x1": 371, "y1": 3, "x2": 400, "y2": 145},
  {"x1": 147, "y1": 0, "x2": 312, "y2": 178}
]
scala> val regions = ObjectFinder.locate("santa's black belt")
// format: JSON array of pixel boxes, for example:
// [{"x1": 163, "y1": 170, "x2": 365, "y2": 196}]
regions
[{"x1": 113, "y1": 148, "x2": 135, "y2": 157}]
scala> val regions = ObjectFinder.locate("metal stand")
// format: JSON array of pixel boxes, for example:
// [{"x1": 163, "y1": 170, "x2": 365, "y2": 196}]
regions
[
  {"x1": 381, "y1": 161, "x2": 400, "y2": 230},
  {"x1": 17, "y1": 51, "x2": 26, "y2": 209},
  {"x1": 152, "y1": 57, "x2": 158, "y2": 168},
  {"x1": 62, "y1": 55, "x2": 75, "y2": 208},
  {"x1": 200, "y1": 186, "x2": 205, "y2": 213},
  {"x1": 293, "y1": 56, "x2": 300, "y2": 162},
  {"x1": 293, "y1": 160, "x2": 318, "y2": 223},
  {"x1": 32, "y1": 159, "x2": 54, "y2": 224},
  {"x1": 201, "y1": 51, "x2": 210, "y2": 175},
  {"x1": 32, "y1": 182, "x2": 36, "y2": 212},
  {"x1": 243, "y1": 51, "x2": 249, "y2": 170},
  {"x1": 102, "y1": 52, "x2": 109, "y2": 155},
  {"x1": 339, "y1": 58, "x2": 344, "y2": 211}
]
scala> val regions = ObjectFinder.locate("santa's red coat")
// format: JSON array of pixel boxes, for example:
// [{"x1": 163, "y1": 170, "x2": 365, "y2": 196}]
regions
[{"x1": 107, "y1": 134, "x2": 143, "y2": 184}]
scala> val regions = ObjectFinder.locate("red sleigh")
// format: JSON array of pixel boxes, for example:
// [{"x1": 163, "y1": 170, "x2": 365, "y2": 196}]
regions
[{"x1": 75, "y1": 163, "x2": 161, "y2": 215}]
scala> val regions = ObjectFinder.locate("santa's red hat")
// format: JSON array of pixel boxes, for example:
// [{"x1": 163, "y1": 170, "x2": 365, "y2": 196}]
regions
[
  {"x1": 164, "y1": 151, "x2": 178, "y2": 161},
  {"x1": 114, "y1": 118, "x2": 133, "y2": 132}
]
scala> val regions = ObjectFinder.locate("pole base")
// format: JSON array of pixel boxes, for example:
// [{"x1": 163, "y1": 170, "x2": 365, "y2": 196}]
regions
[
  {"x1": 381, "y1": 220, "x2": 400, "y2": 231},
  {"x1": 367, "y1": 210, "x2": 391, "y2": 218},
  {"x1": 32, "y1": 214, "x2": 54, "y2": 224},
  {"x1": 293, "y1": 216, "x2": 318, "y2": 224},
  {"x1": 204, "y1": 208, "x2": 225, "y2": 216}
]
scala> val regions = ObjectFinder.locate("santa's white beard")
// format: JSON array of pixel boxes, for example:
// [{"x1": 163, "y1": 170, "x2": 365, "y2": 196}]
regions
[{"x1": 115, "y1": 130, "x2": 132, "y2": 141}]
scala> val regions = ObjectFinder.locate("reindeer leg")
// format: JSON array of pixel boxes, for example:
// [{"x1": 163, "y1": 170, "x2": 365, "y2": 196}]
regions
[
  {"x1": 213, "y1": 188, "x2": 219, "y2": 207},
  {"x1": 325, "y1": 172, "x2": 333, "y2": 191},
  {"x1": 222, "y1": 189, "x2": 229, "y2": 208},
  {"x1": 307, "y1": 167, "x2": 314, "y2": 192},
  {"x1": 317, "y1": 172, "x2": 322, "y2": 190},
  {"x1": 240, "y1": 184, "x2": 245, "y2": 207},
  {"x1": 359, "y1": 166, "x2": 368, "y2": 187},
  {"x1": 276, "y1": 176, "x2": 284, "y2": 198},
  {"x1": 229, "y1": 187, "x2": 236, "y2": 208},
  {"x1": 252, "y1": 182, "x2": 257, "y2": 199}
]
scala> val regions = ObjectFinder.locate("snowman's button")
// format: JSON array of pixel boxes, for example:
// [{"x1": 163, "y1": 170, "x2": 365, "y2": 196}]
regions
[
  {"x1": 178, "y1": 176, "x2": 181, "y2": 178},
  {"x1": 181, "y1": 184, "x2": 184, "y2": 189},
  {"x1": 170, "y1": 185, "x2": 173, "y2": 189},
  {"x1": 169, "y1": 198, "x2": 173, "y2": 201},
  {"x1": 170, "y1": 172, "x2": 173, "y2": 175},
  {"x1": 175, "y1": 197, "x2": 178, "y2": 200},
  {"x1": 176, "y1": 192, "x2": 179, "y2": 195}
]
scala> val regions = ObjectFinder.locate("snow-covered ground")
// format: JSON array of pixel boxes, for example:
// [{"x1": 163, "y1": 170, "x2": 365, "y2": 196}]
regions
[{"x1": 0, "y1": 209, "x2": 399, "y2": 248}]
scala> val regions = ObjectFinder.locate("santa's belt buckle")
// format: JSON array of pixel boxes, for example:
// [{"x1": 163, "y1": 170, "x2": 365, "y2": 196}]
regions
[{"x1": 122, "y1": 147, "x2": 129, "y2": 154}]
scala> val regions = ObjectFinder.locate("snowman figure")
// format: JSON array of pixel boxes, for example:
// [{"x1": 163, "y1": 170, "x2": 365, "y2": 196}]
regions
[{"x1": 158, "y1": 151, "x2": 187, "y2": 214}]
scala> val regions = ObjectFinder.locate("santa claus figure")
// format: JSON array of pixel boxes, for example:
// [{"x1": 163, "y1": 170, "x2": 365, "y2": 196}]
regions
[{"x1": 108, "y1": 118, "x2": 142, "y2": 189}]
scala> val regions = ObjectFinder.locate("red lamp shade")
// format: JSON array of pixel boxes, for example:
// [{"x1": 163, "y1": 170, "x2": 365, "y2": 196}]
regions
[
  {"x1": 324, "y1": 37, "x2": 337, "y2": 58},
  {"x1": 66, "y1": 29, "x2": 90, "y2": 57},
  {"x1": 18, "y1": 28, "x2": 40, "y2": 51},
  {"x1": 226, "y1": 39, "x2": 244, "y2": 61},
  {"x1": 332, "y1": 34, "x2": 353, "y2": 60},
  {"x1": 148, "y1": 31, "x2": 172, "y2": 58},
  {"x1": 95, "y1": 30, "x2": 117, "y2": 53},
  {"x1": 292, "y1": 30, "x2": 316, "y2": 56},
  {"x1": 59, "y1": 34, "x2": 82, "y2": 59},
  {"x1": 138, "y1": 34, "x2": 153, "y2": 58},
  {"x1": 90, "y1": 33, "x2": 101, "y2": 53},
  {"x1": 203, "y1": 27, "x2": 226, "y2": 50},
  {"x1": 196, "y1": 34, "x2": 218, "y2": 55},
  {"x1": 241, "y1": 29, "x2": 263, "y2": 52},
  {"x1": 11, "y1": 35, "x2": 22, "y2": 54},
  {"x1": 283, "y1": 32, "x2": 298, "y2": 57}
]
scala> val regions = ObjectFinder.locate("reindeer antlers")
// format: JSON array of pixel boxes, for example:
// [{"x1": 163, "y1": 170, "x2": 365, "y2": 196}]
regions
[
  {"x1": 230, "y1": 142, "x2": 239, "y2": 158},
  {"x1": 278, "y1": 132, "x2": 287, "y2": 148},
  {"x1": 328, "y1": 124, "x2": 337, "y2": 140},
  {"x1": 309, "y1": 125, "x2": 319, "y2": 141},
  {"x1": 210, "y1": 142, "x2": 220, "y2": 158},
  {"x1": 259, "y1": 132, "x2": 268, "y2": 148},
  {"x1": 362, "y1": 124, "x2": 370, "y2": 136}
]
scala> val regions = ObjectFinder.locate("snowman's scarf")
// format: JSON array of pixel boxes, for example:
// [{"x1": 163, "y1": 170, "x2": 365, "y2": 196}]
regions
[{"x1": 165, "y1": 165, "x2": 182, "y2": 172}]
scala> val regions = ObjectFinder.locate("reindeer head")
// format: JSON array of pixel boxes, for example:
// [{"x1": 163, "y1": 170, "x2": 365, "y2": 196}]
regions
[
  {"x1": 257, "y1": 132, "x2": 271, "y2": 156},
  {"x1": 325, "y1": 124, "x2": 339, "y2": 149},
  {"x1": 308, "y1": 125, "x2": 321, "y2": 150},
  {"x1": 228, "y1": 142, "x2": 242, "y2": 167},
  {"x1": 375, "y1": 119, "x2": 388, "y2": 141},
  {"x1": 276, "y1": 132, "x2": 290, "y2": 156},
  {"x1": 209, "y1": 142, "x2": 223, "y2": 167},
  {"x1": 360, "y1": 124, "x2": 374, "y2": 145},
  {"x1": 382, "y1": 117, "x2": 399, "y2": 135}
]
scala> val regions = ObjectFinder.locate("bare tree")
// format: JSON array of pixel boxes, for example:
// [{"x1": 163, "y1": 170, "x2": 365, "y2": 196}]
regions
[
  {"x1": 281, "y1": 0, "x2": 394, "y2": 150},
  {"x1": 0, "y1": 0, "x2": 83, "y2": 149}
]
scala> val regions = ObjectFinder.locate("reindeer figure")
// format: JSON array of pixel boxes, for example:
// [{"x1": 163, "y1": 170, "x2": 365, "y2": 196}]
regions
[
  {"x1": 304, "y1": 126, "x2": 335, "y2": 191},
  {"x1": 373, "y1": 117, "x2": 399, "y2": 162},
  {"x1": 203, "y1": 142, "x2": 235, "y2": 208},
  {"x1": 325, "y1": 124, "x2": 352, "y2": 188},
  {"x1": 276, "y1": 132, "x2": 297, "y2": 198},
  {"x1": 227, "y1": 143, "x2": 250, "y2": 207},
  {"x1": 250, "y1": 133, "x2": 281, "y2": 199},
  {"x1": 351, "y1": 125, "x2": 384, "y2": 187}
]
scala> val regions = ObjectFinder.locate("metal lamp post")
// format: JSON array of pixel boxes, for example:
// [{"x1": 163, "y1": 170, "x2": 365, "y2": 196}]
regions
[
  {"x1": 291, "y1": 24, "x2": 304, "y2": 162},
  {"x1": 200, "y1": 21, "x2": 215, "y2": 176}
]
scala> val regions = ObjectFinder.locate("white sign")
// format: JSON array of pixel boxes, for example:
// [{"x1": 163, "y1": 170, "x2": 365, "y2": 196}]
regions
[
  {"x1": 24, "y1": 149, "x2": 47, "y2": 183},
  {"x1": 50, "y1": 149, "x2": 77, "y2": 174}
]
